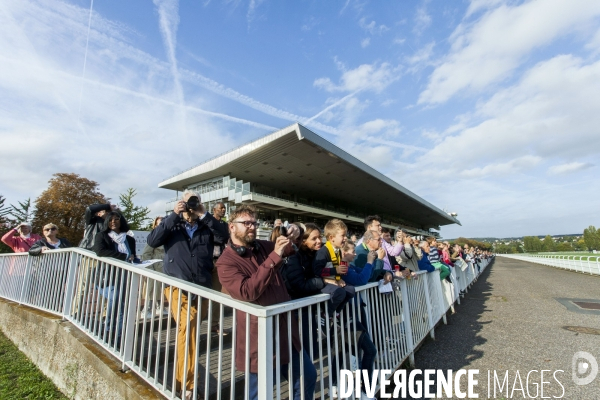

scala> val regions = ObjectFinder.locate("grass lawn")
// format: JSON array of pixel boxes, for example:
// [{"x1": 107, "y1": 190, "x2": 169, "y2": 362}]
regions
[{"x1": 0, "y1": 329, "x2": 68, "y2": 400}]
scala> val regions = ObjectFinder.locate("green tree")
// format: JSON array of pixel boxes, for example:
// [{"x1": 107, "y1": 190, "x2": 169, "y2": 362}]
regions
[
  {"x1": 8, "y1": 198, "x2": 34, "y2": 224},
  {"x1": 574, "y1": 239, "x2": 587, "y2": 251},
  {"x1": 542, "y1": 235, "x2": 555, "y2": 252},
  {"x1": 119, "y1": 188, "x2": 151, "y2": 230},
  {"x1": 583, "y1": 226, "x2": 600, "y2": 251},
  {"x1": 556, "y1": 242, "x2": 573, "y2": 252},
  {"x1": 523, "y1": 236, "x2": 543, "y2": 252},
  {"x1": 32, "y1": 173, "x2": 107, "y2": 246},
  {"x1": 452, "y1": 237, "x2": 492, "y2": 251}
]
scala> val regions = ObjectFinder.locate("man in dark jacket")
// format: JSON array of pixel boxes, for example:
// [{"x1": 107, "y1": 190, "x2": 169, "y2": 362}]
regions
[
  {"x1": 79, "y1": 203, "x2": 118, "y2": 249},
  {"x1": 146, "y1": 190, "x2": 227, "y2": 398},
  {"x1": 217, "y1": 204, "x2": 316, "y2": 400}
]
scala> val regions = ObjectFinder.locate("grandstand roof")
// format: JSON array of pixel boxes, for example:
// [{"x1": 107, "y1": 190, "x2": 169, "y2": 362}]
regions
[{"x1": 158, "y1": 123, "x2": 460, "y2": 229}]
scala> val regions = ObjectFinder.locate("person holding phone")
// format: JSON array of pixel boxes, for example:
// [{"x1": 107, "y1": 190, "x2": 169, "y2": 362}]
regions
[{"x1": 395, "y1": 229, "x2": 422, "y2": 273}]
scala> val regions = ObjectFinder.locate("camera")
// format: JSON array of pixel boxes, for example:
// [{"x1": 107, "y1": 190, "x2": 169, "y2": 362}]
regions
[
  {"x1": 279, "y1": 226, "x2": 288, "y2": 237},
  {"x1": 185, "y1": 196, "x2": 201, "y2": 211}
]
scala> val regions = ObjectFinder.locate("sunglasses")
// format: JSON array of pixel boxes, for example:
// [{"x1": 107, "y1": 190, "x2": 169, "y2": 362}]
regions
[{"x1": 44, "y1": 227, "x2": 57, "y2": 232}]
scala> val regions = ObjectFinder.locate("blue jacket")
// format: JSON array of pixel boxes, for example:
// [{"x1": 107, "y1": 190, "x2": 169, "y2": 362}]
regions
[
  {"x1": 147, "y1": 211, "x2": 229, "y2": 288},
  {"x1": 417, "y1": 251, "x2": 436, "y2": 273},
  {"x1": 344, "y1": 262, "x2": 374, "y2": 286}
]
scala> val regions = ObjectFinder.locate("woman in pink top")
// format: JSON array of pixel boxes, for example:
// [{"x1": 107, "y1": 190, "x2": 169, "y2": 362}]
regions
[{"x1": 1, "y1": 222, "x2": 42, "y2": 253}]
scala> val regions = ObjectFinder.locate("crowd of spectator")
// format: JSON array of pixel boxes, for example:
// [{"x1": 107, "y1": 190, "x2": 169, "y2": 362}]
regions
[{"x1": 0, "y1": 192, "x2": 493, "y2": 400}]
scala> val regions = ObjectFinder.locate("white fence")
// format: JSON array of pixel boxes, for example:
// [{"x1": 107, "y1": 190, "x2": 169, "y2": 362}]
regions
[
  {"x1": 0, "y1": 249, "x2": 492, "y2": 399},
  {"x1": 498, "y1": 254, "x2": 600, "y2": 275}
]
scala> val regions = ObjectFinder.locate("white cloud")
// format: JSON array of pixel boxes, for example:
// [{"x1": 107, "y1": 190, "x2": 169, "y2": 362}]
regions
[
  {"x1": 548, "y1": 162, "x2": 594, "y2": 175},
  {"x1": 419, "y1": 55, "x2": 600, "y2": 176},
  {"x1": 586, "y1": 28, "x2": 600, "y2": 54},
  {"x1": 349, "y1": 119, "x2": 401, "y2": 138},
  {"x1": 418, "y1": 0, "x2": 600, "y2": 105},
  {"x1": 153, "y1": 0, "x2": 188, "y2": 146},
  {"x1": 360, "y1": 38, "x2": 370, "y2": 48},
  {"x1": 465, "y1": 0, "x2": 504, "y2": 18},
  {"x1": 304, "y1": 91, "x2": 360, "y2": 125},
  {"x1": 358, "y1": 17, "x2": 389, "y2": 35},
  {"x1": 301, "y1": 16, "x2": 318, "y2": 32},
  {"x1": 413, "y1": 4, "x2": 432, "y2": 35},
  {"x1": 461, "y1": 155, "x2": 542, "y2": 178},
  {"x1": 393, "y1": 38, "x2": 406, "y2": 45},
  {"x1": 0, "y1": 0, "x2": 282, "y2": 211},
  {"x1": 397, "y1": 52, "x2": 600, "y2": 237},
  {"x1": 406, "y1": 41, "x2": 435, "y2": 68},
  {"x1": 246, "y1": 0, "x2": 266, "y2": 28},
  {"x1": 314, "y1": 62, "x2": 400, "y2": 93}
]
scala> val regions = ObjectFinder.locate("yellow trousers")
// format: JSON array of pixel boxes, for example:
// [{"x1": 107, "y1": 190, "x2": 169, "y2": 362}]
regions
[{"x1": 164, "y1": 287, "x2": 207, "y2": 391}]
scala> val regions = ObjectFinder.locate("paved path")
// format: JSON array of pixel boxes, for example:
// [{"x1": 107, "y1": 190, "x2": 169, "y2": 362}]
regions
[{"x1": 409, "y1": 257, "x2": 600, "y2": 399}]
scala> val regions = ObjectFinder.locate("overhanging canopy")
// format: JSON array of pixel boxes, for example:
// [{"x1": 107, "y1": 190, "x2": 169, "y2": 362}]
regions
[{"x1": 158, "y1": 123, "x2": 460, "y2": 229}]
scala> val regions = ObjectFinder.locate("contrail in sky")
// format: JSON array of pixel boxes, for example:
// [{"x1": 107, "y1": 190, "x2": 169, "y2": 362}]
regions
[{"x1": 76, "y1": 0, "x2": 94, "y2": 142}]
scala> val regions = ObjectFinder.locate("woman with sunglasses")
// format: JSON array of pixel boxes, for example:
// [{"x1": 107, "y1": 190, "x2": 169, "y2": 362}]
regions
[{"x1": 29, "y1": 223, "x2": 72, "y2": 256}]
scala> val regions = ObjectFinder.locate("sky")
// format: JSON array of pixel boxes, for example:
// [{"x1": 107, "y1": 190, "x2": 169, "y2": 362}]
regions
[{"x1": 1, "y1": 0, "x2": 599, "y2": 239}]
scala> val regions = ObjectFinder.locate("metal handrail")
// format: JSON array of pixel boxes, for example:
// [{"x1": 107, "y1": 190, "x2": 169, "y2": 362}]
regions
[
  {"x1": 0, "y1": 249, "x2": 493, "y2": 399},
  {"x1": 498, "y1": 254, "x2": 600, "y2": 275}
]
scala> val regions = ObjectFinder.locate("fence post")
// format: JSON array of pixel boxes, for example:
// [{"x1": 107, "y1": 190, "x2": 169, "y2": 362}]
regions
[
  {"x1": 257, "y1": 315, "x2": 274, "y2": 400},
  {"x1": 62, "y1": 251, "x2": 80, "y2": 320},
  {"x1": 18, "y1": 255, "x2": 34, "y2": 305},
  {"x1": 438, "y1": 278, "x2": 448, "y2": 325},
  {"x1": 400, "y1": 279, "x2": 415, "y2": 368},
  {"x1": 121, "y1": 271, "x2": 140, "y2": 371},
  {"x1": 0, "y1": 256, "x2": 5, "y2": 294},
  {"x1": 421, "y1": 273, "x2": 436, "y2": 340}
]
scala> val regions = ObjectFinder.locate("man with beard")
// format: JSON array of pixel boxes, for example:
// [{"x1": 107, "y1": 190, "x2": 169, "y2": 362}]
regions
[{"x1": 216, "y1": 204, "x2": 316, "y2": 400}]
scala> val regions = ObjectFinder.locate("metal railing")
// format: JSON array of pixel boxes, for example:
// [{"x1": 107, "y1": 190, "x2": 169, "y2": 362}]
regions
[
  {"x1": 0, "y1": 249, "x2": 492, "y2": 399},
  {"x1": 498, "y1": 254, "x2": 600, "y2": 275}
]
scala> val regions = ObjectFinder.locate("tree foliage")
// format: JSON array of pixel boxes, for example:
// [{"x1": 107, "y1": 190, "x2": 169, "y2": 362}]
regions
[
  {"x1": 118, "y1": 188, "x2": 151, "y2": 230},
  {"x1": 451, "y1": 237, "x2": 493, "y2": 251},
  {"x1": 32, "y1": 173, "x2": 107, "y2": 246},
  {"x1": 493, "y1": 242, "x2": 523, "y2": 254},
  {"x1": 555, "y1": 242, "x2": 573, "y2": 252},
  {"x1": 8, "y1": 198, "x2": 34, "y2": 224},
  {"x1": 583, "y1": 225, "x2": 600, "y2": 251},
  {"x1": 523, "y1": 236, "x2": 543, "y2": 252},
  {"x1": 542, "y1": 235, "x2": 555, "y2": 252}
]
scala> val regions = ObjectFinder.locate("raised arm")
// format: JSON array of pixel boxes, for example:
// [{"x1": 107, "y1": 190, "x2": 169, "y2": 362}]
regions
[
  {"x1": 85, "y1": 204, "x2": 111, "y2": 225},
  {"x1": 147, "y1": 212, "x2": 178, "y2": 248},
  {"x1": 381, "y1": 238, "x2": 404, "y2": 257}
]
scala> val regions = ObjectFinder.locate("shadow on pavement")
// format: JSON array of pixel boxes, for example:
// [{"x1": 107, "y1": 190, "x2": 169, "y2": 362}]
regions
[{"x1": 384, "y1": 260, "x2": 495, "y2": 399}]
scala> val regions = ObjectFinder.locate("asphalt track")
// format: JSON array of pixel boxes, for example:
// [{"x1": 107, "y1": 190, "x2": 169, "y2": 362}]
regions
[{"x1": 394, "y1": 257, "x2": 600, "y2": 400}]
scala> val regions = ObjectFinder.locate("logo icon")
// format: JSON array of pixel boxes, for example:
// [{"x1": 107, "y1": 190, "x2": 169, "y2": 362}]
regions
[{"x1": 572, "y1": 351, "x2": 598, "y2": 386}]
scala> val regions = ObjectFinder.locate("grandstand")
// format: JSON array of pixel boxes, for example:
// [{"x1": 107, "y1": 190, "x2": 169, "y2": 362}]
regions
[{"x1": 158, "y1": 123, "x2": 460, "y2": 236}]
